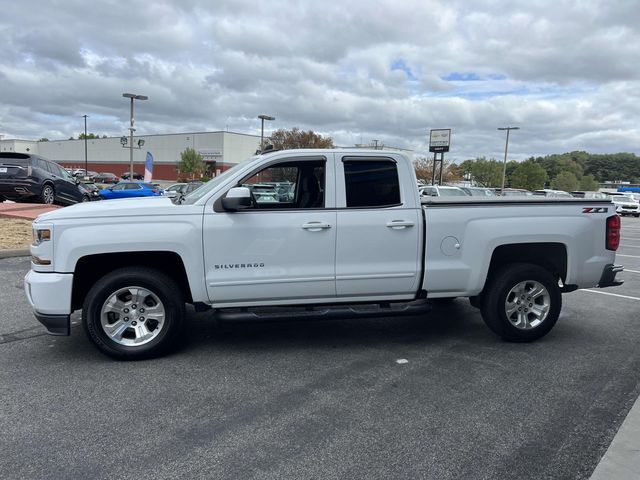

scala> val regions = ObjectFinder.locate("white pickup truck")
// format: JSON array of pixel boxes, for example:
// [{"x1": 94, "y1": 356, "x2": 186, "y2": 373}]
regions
[{"x1": 25, "y1": 149, "x2": 624, "y2": 359}]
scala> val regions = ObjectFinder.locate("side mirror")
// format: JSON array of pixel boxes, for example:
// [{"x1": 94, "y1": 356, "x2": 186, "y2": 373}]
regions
[{"x1": 222, "y1": 187, "x2": 252, "y2": 211}]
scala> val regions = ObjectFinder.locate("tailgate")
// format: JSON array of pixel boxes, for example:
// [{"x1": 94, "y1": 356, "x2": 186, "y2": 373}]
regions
[{"x1": 0, "y1": 162, "x2": 30, "y2": 179}]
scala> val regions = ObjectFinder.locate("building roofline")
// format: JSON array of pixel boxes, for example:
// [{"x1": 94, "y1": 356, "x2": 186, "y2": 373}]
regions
[{"x1": 1, "y1": 130, "x2": 261, "y2": 143}]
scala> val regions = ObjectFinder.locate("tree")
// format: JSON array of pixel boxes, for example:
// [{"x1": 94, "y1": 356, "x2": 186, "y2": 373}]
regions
[
  {"x1": 78, "y1": 133, "x2": 100, "y2": 140},
  {"x1": 268, "y1": 127, "x2": 333, "y2": 150},
  {"x1": 459, "y1": 157, "x2": 504, "y2": 187},
  {"x1": 551, "y1": 171, "x2": 579, "y2": 192},
  {"x1": 510, "y1": 161, "x2": 548, "y2": 191},
  {"x1": 178, "y1": 147, "x2": 205, "y2": 180},
  {"x1": 579, "y1": 174, "x2": 599, "y2": 191},
  {"x1": 38, "y1": 137, "x2": 49, "y2": 142},
  {"x1": 414, "y1": 157, "x2": 461, "y2": 184}
]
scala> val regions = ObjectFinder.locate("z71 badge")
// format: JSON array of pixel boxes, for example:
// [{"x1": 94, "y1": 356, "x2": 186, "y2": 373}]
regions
[{"x1": 582, "y1": 207, "x2": 608, "y2": 213}]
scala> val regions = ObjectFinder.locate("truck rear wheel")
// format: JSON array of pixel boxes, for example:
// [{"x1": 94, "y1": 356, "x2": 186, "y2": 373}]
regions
[
  {"x1": 82, "y1": 267, "x2": 185, "y2": 359},
  {"x1": 480, "y1": 263, "x2": 561, "y2": 342}
]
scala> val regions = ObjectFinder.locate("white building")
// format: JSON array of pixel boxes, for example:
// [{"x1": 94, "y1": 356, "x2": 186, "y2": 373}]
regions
[{"x1": 0, "y1": 131, "x2": 261, "y2": 180}]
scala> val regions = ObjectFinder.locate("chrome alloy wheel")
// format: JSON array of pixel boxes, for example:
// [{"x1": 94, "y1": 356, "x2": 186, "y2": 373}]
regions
[
  {"x1": 100, "y1": 286, "x2": 166, "y2": 346},
  {"x1": 504, "y1": 280, "x2": 550, "y2": 330},
  {"x1": 42, "y1": 185, "x2": 54, "y2": 204}
]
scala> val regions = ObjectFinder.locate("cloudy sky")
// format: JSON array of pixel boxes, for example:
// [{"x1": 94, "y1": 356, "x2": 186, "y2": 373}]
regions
[{"x1": 1, "y1": 0, "x2": 639, "y2": 161}]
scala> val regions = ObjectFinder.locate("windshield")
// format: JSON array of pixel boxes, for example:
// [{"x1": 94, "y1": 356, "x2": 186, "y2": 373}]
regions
[
  {"x1": 181, "y1": 161, "x2": 250, "y2": 205},
  {"x1": 439, "y1": 188, "x2": 467, "y2": 197}
]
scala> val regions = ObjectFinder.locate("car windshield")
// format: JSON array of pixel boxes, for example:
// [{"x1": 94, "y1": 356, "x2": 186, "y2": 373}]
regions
[
  {"x1": 439, "y1": 188, "x2": 467, "y2": 196},
  {"x1": 181, "y1": 161, "x2": 251, "y2": 205}
]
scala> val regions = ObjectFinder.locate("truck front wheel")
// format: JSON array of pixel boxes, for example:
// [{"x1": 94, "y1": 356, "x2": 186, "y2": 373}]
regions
[
  {"x1": 480, "y1": 263, "x2": 561, "y2": 342},
  {"x1": 82, "y1": 267, "x2": 185, "y2": 359}
]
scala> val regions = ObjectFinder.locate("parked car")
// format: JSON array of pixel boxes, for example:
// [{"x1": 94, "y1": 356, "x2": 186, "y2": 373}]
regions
[
  {"x1": 120, "y1": 172, "x2": 144, "y2": 181},
  {"x1": 77, "y1": 182, "x2": 102, "y2": 202},
  {"x1": 610, "y1": 194, "x2": 640, "y2": 217},
  {"x1": 532, "y1": 189, "x2": 573, "y2": 198},
  {"x1": 460, "y1": 186, "x2": 496, "y2": 197},
  {"x1": 93, "y1": 172, "x2": 120, "y2": 184},
  {"x1": 499, "y1": 188, "x2": 533, "y2": 197},
  {"x1": 419, "y1": 185, "x2": 468, "y2": 197},
  {"x1": 570, "y1": 191, "x2": 609, "y2": 199},
  {"x1": 26, "y1": 148, "x2": 623, "y2": 359},
  {"x1": 164, "y1": 182, "x2": 204, "y2": 199},
  {"x1": 0, "y1": 152, "x2": 85, "y2": 205},
  {"x1": 99, "y1": 182, "x2": 163, "y2": 200}
]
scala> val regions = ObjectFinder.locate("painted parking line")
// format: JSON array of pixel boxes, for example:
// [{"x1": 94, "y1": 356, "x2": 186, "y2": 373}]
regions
[
  {"x1": 581, "y1": 289, "x2": 640, "y2": 301},
  {"x1": 617, "y1": 254, "x2": 640, "y2": 259},
  {"x1": 623, "y1": 269, "x2": 640, "y2": 274}
]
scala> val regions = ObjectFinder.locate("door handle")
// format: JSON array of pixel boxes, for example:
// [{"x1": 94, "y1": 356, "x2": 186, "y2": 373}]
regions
[
  {"x1": 302, "y1": 222, "x2": 332, "y2": 231},
  {"x1": 386, "y1": 220, "x2": 415, "y2": 229}
]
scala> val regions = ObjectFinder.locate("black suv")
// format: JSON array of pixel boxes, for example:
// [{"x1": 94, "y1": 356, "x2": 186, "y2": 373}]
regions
[{"x1": 0, "y1": 152, "x2": 85, "y2": 205}]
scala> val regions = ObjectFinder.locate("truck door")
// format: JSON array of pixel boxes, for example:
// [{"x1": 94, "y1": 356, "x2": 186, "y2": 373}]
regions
[
  {"x1": 203, "y1": 155, "x2": 337, "y2": 305},
  {"x1": 335, "y1": 155, "x2": 421, "y2": 298}
]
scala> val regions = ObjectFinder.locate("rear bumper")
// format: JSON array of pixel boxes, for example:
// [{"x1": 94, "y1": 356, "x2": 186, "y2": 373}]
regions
[
  {"x1": 598, "y1": 264, "x2": 624, "y2": 288},
  {"x1": 0, "y1": 179, "x2": 40, "y2": 199}
]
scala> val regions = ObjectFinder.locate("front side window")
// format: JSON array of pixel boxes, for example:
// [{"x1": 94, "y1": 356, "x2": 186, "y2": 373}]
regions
[
  {"x1": 343, "y1": 158, "x2": 400, "y2": 208},
  {"x1": 239, "y1": 160, "x2": 325, "y2": 209},
  {"x1": 125, "y1": 183, "x2": 141, "y2": 190}
]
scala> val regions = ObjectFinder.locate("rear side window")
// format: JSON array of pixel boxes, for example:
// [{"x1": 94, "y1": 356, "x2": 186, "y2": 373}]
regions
[
  {"x1": 343, "y1": 158, "x2": 400, "y2": 208},
  {"x1": 125, "y1": 183, "x2": 141, "y2": 190}
]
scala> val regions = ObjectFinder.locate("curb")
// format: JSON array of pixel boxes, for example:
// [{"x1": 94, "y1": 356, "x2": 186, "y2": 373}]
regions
[
  {"x1": 590, "y1": 393, "x2": 640, "y2": 479},
  {"x1": 0, "y1": 249, "x2": 30, "y2": 259}
]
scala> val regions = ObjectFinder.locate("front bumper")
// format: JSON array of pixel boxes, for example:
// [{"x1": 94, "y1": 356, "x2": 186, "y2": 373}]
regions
[
  {"x1": 598, "y1": 264, "x2": 624, "y2": 288},
  {"x1": 34, "y1": 313, "x2": 70, "y2": 336},
  {"x1": 24, "y1": 270, "x2": 73, "y2": 335}
]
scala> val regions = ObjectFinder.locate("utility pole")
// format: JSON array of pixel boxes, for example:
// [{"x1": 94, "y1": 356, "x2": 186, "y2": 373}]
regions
[
  {"x1": 82, "y1": 115, "x2": 88, "y2": 176},
  {"x1": 498, "y1": 126, "x2": 520, "y2": 195},
  {"x1": 122, "y1": 93, "x2": 148, "y2": 178},
  {"x1": 258, "y1": 115, "x2": 275, "y2": 152}
]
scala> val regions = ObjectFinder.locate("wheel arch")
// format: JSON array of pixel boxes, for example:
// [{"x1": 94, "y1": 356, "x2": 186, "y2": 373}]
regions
[
  {"x1": 71, "y1": 251, "x2": 193, "y2": 311},
  {"x1": 483, "y1": 242, "x2": 568, "y2": 291}
]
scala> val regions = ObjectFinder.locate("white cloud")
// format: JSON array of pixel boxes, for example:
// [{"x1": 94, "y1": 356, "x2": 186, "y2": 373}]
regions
[{"x1": 1, "y1": 0, "x2": 639, "y2": 161}]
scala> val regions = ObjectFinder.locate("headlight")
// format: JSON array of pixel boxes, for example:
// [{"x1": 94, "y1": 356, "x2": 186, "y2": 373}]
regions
[{"x1": 32, "y1": 228, "x2": 51, "y2": 246}]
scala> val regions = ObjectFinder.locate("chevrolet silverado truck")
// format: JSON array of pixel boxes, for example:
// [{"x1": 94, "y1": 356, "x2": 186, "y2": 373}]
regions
[{"x1": 25, "y1": 149, "x2": 624, "y2": 359}]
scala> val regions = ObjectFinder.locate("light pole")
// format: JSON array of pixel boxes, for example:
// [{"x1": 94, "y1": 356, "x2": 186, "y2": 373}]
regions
[
  {"x1": 258, "y1": 114, "x2": 275, "y2": 152},
  {"x1": 82, "y1": 114, "x2": 88, "y2": 176},
  {"x1": 498, "y1": 126, "x2": 520, "y2": 195},
  {"x1": 123, "y1": 93, "x2": 148, "y2": 178}
]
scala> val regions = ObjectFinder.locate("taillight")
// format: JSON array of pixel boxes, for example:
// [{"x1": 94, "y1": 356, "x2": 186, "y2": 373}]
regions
[{"x1": 606, "y1": 215, "x2": 621, "y2": 251}]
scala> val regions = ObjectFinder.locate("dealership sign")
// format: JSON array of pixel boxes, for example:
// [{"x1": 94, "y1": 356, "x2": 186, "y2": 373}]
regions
[{"x1": 429, "y1": 129, "x2": 451, "y2": 153}]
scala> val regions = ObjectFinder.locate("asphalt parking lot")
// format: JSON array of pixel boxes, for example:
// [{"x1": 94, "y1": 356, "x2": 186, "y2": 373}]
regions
[{"x1": 1, "y1": 217, "x2": 639, "y2": 480}]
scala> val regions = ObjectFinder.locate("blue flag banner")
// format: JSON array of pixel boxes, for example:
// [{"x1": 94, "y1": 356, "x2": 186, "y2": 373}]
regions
[{"x1": 144, "y1": 151, "x2": 153, "y2": 182}]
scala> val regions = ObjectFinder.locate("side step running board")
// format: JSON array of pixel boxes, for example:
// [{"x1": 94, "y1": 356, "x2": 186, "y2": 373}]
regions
[{"x1": 214, "y1": 298, "x2": 431, "y2": 323}]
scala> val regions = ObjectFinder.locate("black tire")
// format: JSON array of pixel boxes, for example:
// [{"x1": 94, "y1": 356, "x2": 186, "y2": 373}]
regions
[
  {"x1": 480, "y1": 263, "x2": 561, "y2": 342},
  {"x1": 81, "y1": 195, "x2": 90, "y2": 202},
  {"x1": 82, "y1": 267, "x2": 185, "y2": 360},
  {"x1": 40, "y1": 183, "x2": 55, "y2": 204}
]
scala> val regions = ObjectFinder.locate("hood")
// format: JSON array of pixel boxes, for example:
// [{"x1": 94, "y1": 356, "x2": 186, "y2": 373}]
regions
[{"x1": 35, "y1": 196, "x2": 176, "y2": 222}]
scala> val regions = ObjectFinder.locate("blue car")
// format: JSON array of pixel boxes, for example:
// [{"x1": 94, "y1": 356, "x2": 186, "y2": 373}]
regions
[{"x1": 99, "y1": 182, "x2": 163, "y2": 200}]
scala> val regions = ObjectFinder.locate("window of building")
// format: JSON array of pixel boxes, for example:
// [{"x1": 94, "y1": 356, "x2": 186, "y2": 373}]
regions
[{"x1": 343, "y1": 158, "x2": 401, "y2": 208}]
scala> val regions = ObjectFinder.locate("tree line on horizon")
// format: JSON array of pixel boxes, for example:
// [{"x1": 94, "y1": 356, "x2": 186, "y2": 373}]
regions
[{"x1": 415, "y1": 151, "x2": 640, "y2": 191}]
